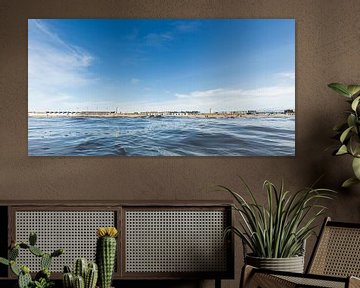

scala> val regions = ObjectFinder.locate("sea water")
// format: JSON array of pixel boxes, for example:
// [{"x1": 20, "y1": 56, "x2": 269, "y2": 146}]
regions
[{"x1": 28, "y1": 116, "x2": 295, "y2": 156}]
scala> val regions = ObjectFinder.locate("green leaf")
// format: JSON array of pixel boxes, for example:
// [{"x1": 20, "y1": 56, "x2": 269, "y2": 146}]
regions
[
  {"x1": 340, "y1": 126, "x2": 352, "y2": 143},
  {"x1": 336, "y1": 144, "x2": 348, "y2": 155},
  {"x1": 29, "y1": 232, "x2": 37, "y2": 246},
  {"x1": 347, "y1": 114, "x2": 356, "y2": 128},
  {"x1": 352, "y1": 157, "x2": 360, "y2": 179},
  {"x1": 221, "y1": 178, "x2": 335, "y2": 258},
  {"x1": 29, "y1": 246, "x2": 44, "y2": 257},
  {"x1": 19, "y1": 243, "x2": 29, "y2": 249},
  {"x1": 351, "y1": 96, "x2": 360, "y2": 111},
  {"x1": 10, "y1": 261, "x2": 20, "y2": 276},
  {"x1": 349, "y1": 135, "x2": 360, "y2": 157},
  {"x1": 342, "y1": 177, "x2": 360, "y2": 188},
  {"x1": 8, "y1": 247, "x2": 19, "y2": 261},
  {"x1": 347, "y1": 85, "x2": 360, "y2": 97},
  {"x1": 328, "y1": 83, "x2": 351, "y2": 97},
  {"x1": 0, "y1": 257, "x2": 9, "y2": 266},
  {"x1": 40, "y1": 254, "x2": 51, "y2": 270}
]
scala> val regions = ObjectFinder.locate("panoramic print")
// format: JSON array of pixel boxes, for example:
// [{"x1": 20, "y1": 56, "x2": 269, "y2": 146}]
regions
[{"x1": 28, "y1": 19, "x2": 295, "y2": 156}]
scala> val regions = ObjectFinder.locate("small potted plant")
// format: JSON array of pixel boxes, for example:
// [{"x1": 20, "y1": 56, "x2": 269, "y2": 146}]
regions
[
  {"x1": 220, "y1": 178, "x2": 334, "y2": 273},
  {"x1": 328, "y1": 83, "x2": 360, "y2": 187}
]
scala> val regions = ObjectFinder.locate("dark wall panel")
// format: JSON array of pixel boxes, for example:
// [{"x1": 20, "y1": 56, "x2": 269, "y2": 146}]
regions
[{"x1": 1, "y1": 1, "x2": 360, "y2": 287}]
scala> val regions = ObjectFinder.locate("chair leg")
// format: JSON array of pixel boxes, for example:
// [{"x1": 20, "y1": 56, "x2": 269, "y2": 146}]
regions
[
  {"x1": 215, "y1": 278, "x2": 221, "y2": 288},
  {"x1": 240, "y1": 265, "x2": 255, "y2": 288}
]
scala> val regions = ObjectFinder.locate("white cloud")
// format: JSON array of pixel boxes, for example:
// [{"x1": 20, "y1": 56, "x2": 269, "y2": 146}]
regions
[
  {"x1": 143, "y1": 21, "x2": 200, "y2": 48},
  {"x1": 131, "y1": 78, "x2": 140, "y2": 85},
  {"x1": 173, "y1": 21, "x2": 201, "y2": 33},
  {"x1": 275, "y1": 72, "x2": 295, "y2": 81},
  {"x1": 111, "y1": 82, "x2": 295, "y2": 113},
  {"x1": 171, "y1": 85, "x2": 294, "y2": 111},
  {"x1": 28, "y1": 20, "x2": 94, "y2": 111},
  {"x1": 144, "y1": 32, "x2": 174, "y2": 47}
]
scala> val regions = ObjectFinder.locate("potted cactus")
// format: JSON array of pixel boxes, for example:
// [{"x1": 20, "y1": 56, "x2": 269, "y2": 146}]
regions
[
  {"x1": 0, "y1": 232, "x2": 63, "y2": 288},
  {"x1": 96, "y1": 227, "x2": 118, "y2": 288},
  {"x1": 62, "y1": 258, "x2": 98, "y2": 288}
]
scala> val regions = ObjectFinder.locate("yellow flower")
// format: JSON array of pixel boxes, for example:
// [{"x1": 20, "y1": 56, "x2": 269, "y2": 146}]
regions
[{"x1": 97, "y1": 227, "x2": 118, "y2": 237}]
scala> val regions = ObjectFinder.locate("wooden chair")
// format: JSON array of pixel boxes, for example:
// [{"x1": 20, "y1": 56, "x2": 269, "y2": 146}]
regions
[{"x1": 241, "y1": 217, "x2": 360, "y2": 288}]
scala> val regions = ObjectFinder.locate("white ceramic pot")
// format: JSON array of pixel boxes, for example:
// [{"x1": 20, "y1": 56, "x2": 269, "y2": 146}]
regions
[{"x1": 245, "y1": 254, "x2": 305, "y2": 273}]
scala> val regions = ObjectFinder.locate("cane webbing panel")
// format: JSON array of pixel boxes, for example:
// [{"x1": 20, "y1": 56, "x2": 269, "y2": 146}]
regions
[
  {"x1": 309, "y1": 226, "x2": 360, "y2": 277},
  {"x1": 277, "y1": 275, "x2": 345, "y2": 288},
  {"x1": 125, "y1": 210, "x2": 227, "y2": 273},
  {"x1": 15, "y1": 211, "x2": 115, "y2": 272},
  {"x1": 249, "y1": 273, "x2": 297, "y2": 288}
]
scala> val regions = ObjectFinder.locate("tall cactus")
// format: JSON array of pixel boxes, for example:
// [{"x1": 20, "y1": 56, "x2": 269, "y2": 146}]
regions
[{"x1": 96, "y1": 227, "x2": 118, "y2": 288}]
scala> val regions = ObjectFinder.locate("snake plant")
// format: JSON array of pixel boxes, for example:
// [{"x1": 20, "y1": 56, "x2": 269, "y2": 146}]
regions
[
  {"x1": 328, "y1": 83, "x2": 360, "y2": 187},
  {"x1": 220, "y1": 178, "x2": 335, "y2": 258}
]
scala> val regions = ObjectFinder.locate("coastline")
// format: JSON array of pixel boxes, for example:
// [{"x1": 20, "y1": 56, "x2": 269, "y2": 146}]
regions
[{"x1": 28, "y1": 112, "x2": 295, "y2": 119}]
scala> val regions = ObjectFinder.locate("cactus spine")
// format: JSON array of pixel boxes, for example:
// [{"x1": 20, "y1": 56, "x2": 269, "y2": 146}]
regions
[{"x1": 96, "y1": 227, "x2": 118, "y2": 288}]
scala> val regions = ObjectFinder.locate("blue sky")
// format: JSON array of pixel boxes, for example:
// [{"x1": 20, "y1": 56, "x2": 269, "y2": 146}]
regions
[{"x1": 28, "y1": 19, "x2": 295, "y2": 112}]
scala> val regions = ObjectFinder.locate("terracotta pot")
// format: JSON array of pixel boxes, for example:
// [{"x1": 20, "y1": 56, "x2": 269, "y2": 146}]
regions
[{"x1": 245, "y1": 254, "x2": 304, "y2": 273}]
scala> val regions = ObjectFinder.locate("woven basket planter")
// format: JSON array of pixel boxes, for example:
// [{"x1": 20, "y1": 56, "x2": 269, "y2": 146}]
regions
[{"x1": 245, "y1": 254, "x2": 305, "y2": 273}]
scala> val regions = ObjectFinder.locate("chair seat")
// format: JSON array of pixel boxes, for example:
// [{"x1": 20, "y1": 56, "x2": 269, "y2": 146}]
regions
[
  {"x1": 277, "y1": 275, "x2": 346, "y2": 288},
  {"x1": 242, "y1": 265, "x2": 360, "y2": 288}
]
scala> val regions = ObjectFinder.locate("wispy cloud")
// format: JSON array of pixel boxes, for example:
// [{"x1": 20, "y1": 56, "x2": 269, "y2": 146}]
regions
[
  {"x1": 144, "y1": 32, "x2": 174, "y2": 47},
  {"x1": 172, "y1": 20, "x2": 202, "y2": 33},
  {"x1": 171, "y1": 84, "x2": 295, "y2": 112},
  {"x1": 28, "y1": 19, "x2": 94, "y2": 111},
  {"x1": 275, "y1": 72, "x2": 295, "y2": 81},
  {"x1": 143, "y1": 20, "x2": 200, "y2": 48},
  {"x1": 175, "y1": 86, "x2": 294, "y2": 100},
  {"x1": 112, "y1": 76, "x2": 295, "y2": 113},
  {"x1": 131, "y1": 78, "x2": 140, "y2": 85}
]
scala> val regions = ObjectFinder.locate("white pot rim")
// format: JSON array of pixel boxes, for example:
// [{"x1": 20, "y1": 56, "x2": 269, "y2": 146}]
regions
[{"x1": 245, "y1": 254, "x2": 304, "y2": 259}]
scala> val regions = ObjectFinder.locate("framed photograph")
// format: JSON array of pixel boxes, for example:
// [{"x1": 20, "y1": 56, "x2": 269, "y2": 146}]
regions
[{"x1": 28, "y1": 19, "x2": 295, "y2": 156}]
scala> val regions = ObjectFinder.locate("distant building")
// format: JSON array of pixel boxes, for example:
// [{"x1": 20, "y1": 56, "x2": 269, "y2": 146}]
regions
[
  {"x1": 284, "y1": 109, "x2": 295, "y2": 114},
  {"x1": 247, "y1": 110, "x2": 257, "y2": 115}
]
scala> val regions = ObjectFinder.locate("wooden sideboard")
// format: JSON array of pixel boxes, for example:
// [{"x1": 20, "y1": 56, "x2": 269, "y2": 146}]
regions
[{"x1": 0, "y1": 201, "x2": 234, "y2": 288}]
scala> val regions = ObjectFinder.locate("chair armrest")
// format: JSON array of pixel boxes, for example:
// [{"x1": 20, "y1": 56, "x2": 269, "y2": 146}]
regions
[{"x1": 349, "y1": 276, "x2": 360, "y2": 288}]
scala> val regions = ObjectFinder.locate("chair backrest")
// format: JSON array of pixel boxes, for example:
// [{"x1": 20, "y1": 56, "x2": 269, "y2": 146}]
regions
[{"x1": 307, "y1": 217, "x2": 360, "y2": 277}]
